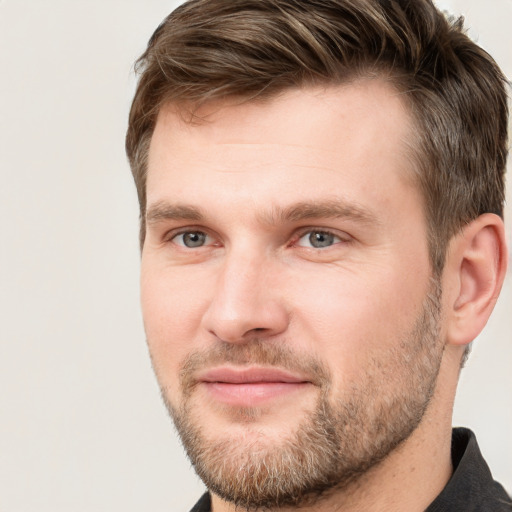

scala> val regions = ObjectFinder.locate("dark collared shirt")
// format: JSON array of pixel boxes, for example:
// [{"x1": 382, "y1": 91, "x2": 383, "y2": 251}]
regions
[
  {"x1": 426, "y1": 428, "x2": 511, "y2": 511},
  {"x1": 190, "y1": 428, "x2": 511, "y2": 511}
]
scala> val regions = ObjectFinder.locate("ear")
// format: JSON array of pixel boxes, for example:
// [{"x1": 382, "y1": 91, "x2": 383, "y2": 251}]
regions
[{"x1": 444, "y1": 213, "x2": 508, "y2": 347}]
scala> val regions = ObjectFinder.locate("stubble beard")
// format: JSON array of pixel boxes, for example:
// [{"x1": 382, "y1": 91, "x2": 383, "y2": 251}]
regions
[{"x1": 158, "y1": 279, "x2": 444, "y2": 510}]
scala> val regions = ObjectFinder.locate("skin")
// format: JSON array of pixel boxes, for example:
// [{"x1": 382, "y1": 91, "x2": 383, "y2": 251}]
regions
[{"x1": 140, "y1": 80, "x2": 507, "y2": 511}]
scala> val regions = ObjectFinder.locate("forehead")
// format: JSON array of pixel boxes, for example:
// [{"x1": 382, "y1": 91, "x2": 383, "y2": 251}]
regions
[
  {"x1": 153, "y1": 79, "x2": 413, "y2": 149},
  {"x1": 147, "y1": 80, "x2": 419, "y2": 219}
]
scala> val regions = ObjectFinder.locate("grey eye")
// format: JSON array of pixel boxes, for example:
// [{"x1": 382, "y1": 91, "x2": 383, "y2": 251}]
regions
[
  {"x1": 175, "y1": 231, "x2": 208, "y2": 248},
  {"x1": 297, "y1": 230, "x2": 340, "y2": 248},
  {"x1": 309, "y1": 231, "x2": 336, "y2": 248}
]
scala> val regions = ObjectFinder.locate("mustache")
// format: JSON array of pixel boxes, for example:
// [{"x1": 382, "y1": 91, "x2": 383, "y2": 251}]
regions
[{"x1": 179, "y1": 340, "x2": 331, "y2": 395}]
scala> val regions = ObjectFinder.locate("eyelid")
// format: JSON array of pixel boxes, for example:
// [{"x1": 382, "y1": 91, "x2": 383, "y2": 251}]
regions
[
  {"x1": 294, "y1": 226, "x2": 350, "y2": 239},
  {"x1": 292, "y1": 227, "x2": 352, "y2": 249},
  {"x1": 160, "y1": 225, "x2": 351, "y2": 249},
  {"x1": 164, "y1": 226, "x2": 216, "y2": 246}
]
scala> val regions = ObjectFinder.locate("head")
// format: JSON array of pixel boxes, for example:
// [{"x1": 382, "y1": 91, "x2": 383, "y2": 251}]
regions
[{"x1": 126, "y1": 0, "x2": 508, "y2": 509}]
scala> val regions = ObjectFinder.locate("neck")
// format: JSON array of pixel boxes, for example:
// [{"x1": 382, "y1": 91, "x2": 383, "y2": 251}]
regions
[{"x1": 211, "y1": 348, "x2": 461, "y2": 512}]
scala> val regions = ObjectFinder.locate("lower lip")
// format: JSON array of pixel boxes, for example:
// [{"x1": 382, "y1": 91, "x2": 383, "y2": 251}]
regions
[{"x1": 202, "y1": 381, "x2": 310, "y2": 407}]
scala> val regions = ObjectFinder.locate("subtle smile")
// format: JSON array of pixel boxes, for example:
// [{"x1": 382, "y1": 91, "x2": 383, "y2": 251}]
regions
[{"x1": 198, "y1": 367, "x2": 313, "y2": 406}]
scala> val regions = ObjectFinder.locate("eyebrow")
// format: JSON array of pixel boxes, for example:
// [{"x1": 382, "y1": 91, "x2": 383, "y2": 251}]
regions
[
  {"x1": 146, "y1": 202, "x2": 204, "y2": 224},
  {"x1": 265, "y1": 199, "x2": 380, "y2": 226},
  {"x1": 145, "y1": 198, "x2": 379, "y2": 227}
]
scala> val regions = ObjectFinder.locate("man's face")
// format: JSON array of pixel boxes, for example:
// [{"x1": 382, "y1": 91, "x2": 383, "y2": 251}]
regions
[{"x1": 141, "y1": 82, "x2": 445, "y2": 509}]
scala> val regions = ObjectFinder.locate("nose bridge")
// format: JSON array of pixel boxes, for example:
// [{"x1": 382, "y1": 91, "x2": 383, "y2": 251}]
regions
[
  {"x1": 227, "y1": 241, "x2": 265, "y2": 289},
  {"x1": 202, "y1": 242, "x2": 287, "y2": 342}
]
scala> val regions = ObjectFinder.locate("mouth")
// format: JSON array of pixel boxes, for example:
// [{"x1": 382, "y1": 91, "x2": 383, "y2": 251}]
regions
[{"x1": 197, "y1": 366, "x2": 313, "y2": 407}]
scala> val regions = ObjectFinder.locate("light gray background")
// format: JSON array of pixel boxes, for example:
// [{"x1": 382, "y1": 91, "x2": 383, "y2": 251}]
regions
[{"x1": 0, "y1": 1, "x2": 510, "y2": 511}]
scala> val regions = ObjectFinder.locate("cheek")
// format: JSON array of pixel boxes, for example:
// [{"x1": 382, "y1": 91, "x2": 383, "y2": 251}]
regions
[
  {"x1": 141, "y1": 259, "x2": 209, "y2": 329},
  {"x1": 140, "y1": 264, "x2": 210, "y2": 386},
  {"x1": 286, "y1": 264, "x2": 429, "y2": 383}
]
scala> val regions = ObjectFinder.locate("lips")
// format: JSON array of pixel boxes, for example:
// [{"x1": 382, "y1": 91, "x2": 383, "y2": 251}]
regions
[
  {"x1": 197, "y1": 367, "x2": 312, "y2": 406},
  {"x1": 200, "y1": 367, "x2": 310, "y2": 384}
]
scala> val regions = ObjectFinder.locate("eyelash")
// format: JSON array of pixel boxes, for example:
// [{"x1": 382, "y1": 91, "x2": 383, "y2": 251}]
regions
[
  {"x1": 292, "y1": 228, "x2": 349, "y2": 249},
  {"x1": 165, "y1": 226, "x2": 350, "y2": 251},
  {"x1": 166, "y1": 229, "x2": 215, "y2": 248}
]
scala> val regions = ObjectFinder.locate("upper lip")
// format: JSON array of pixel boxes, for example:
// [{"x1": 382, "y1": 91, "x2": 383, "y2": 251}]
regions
[{"x1": 198, "y1": 366, "x2": 311, "y2": 384}]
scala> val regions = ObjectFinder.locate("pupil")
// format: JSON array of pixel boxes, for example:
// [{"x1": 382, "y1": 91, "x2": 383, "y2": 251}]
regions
[
  {"x1": 309, "y1": 231, "x2": 333, "y2": 248},
  {"x1": 184, "y1": 232, "x2": 205, "y2": 247}
]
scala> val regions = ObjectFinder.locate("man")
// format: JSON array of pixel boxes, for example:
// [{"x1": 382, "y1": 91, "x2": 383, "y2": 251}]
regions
[{"x1": 126, "y1": 0, "x2": 510, "y2": 510}]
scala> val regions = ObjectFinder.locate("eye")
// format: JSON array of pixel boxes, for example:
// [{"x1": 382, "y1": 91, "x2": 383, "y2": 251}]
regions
[
  {"x1": 296, "y1": 230, "x2": 343, "y2": 249},
  {"x1": 172, "y1": 231, "x2": 210, "y2": 248}
]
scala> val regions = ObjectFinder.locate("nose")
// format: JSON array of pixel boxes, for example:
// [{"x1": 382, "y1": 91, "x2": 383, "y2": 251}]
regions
[{"x1": 201, "y1": 251, "x2": 289, "y2": 343}]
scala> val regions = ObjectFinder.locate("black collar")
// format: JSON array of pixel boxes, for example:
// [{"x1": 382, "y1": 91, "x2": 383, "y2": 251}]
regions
[{"x1": 426, "y1": 427, "x2": 511, "y2": 511}]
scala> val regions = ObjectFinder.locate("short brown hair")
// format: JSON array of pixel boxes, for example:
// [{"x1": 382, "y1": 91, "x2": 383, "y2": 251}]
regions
[{"x1": 126, "y1": 0, "x2": 508, "y2": 274}]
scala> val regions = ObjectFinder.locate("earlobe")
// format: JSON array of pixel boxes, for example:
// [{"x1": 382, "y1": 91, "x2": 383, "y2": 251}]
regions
[{"x1": 445, "y1": 213, "x2": 508, "y2": 347}]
